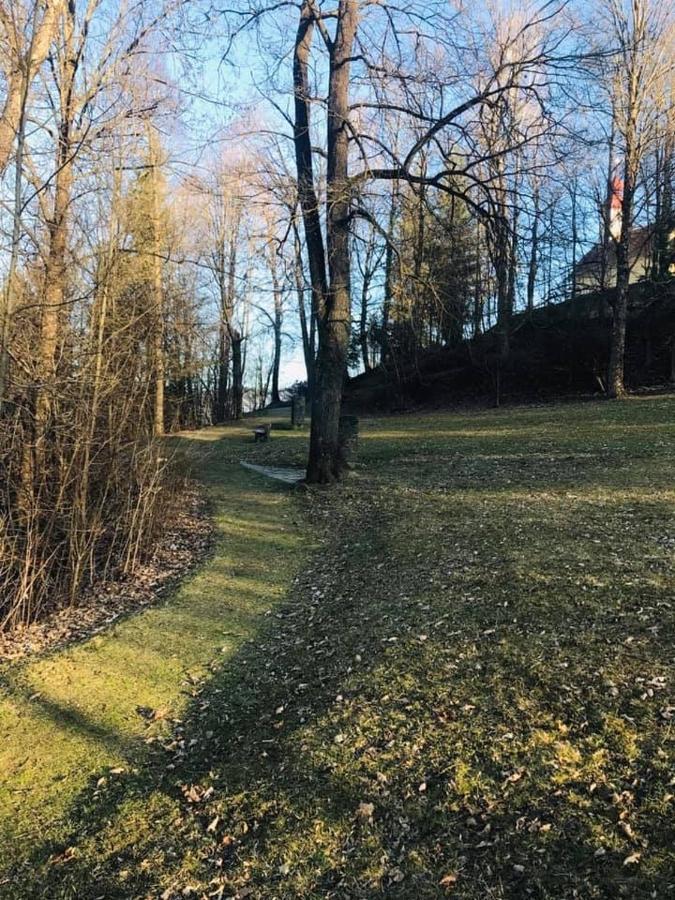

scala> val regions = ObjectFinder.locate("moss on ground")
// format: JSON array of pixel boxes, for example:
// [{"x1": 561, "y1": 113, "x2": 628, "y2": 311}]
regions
[{"x1": 1, "y1": 397, "x2": 674, "y2": 899}]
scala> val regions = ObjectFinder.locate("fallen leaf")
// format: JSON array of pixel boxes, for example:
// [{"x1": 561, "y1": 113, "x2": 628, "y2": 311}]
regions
[
  {"x1": 439, "y1": 872, "x2": 458, "y2": 892},
  {"x1": 357, "y1": 802, "x2": 375, "y2": 822}
]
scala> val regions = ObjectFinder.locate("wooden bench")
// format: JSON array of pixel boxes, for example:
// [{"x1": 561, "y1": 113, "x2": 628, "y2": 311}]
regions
[{"x1": 253, "y1": 422, "x2": 272, "y2": 443}]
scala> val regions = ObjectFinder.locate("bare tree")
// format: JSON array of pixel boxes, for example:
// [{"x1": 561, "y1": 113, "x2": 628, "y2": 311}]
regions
[
  {"x1": 285, "y1": 0, "x2": 574, "y2": 476},
  {"x1": 605, "y1": 0, "x2": 674, "y2": 397},
  {"x1": 0, "y1": 0, "x2": 64, "y2": 174},
  {"x1": 0, "y1": 0, "x2": 188, "y2": 628}
]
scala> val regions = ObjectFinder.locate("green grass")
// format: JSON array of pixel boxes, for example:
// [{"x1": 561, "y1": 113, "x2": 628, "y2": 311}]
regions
[
  {"x1": 0, "y1": 421, "x2": 311, "y2": 891},
  {"x1": 1, "y1": 397, "x2": 674, "y2": 898}
]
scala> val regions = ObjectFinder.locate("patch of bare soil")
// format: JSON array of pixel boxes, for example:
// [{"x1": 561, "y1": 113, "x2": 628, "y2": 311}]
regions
[{"x1": 0, "y1": 482, "x2": 213, "y2": 664}]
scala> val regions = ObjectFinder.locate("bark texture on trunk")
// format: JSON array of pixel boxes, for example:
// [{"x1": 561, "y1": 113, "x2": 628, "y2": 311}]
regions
[
  {"x1": 608, "y1": 144, "x2": 636, "y2": 399},
  {"x1": 0, "y1": 0, "x2": 63, "y2": 176},
  {"x1": 148, "y1": 128, "x2": 165, "y2": 436},
  {"x1": 305, "y1": 0, "x2": 358, "y2": 483},
  {"x1": 381, "y1": 182, "x2": 398, "y2": 362},
  {"x1": 271, "y1": 264, "x2": 283, "y2": 404},
  {"x1": 214, "y1": 208, "x2": 239, "y2": 421},
  {"x1": 32, "y1": 2, "x2": 76, "y2": 471},
  {"x1": 231, "y1": 330, "x2": 243, "y2": 419},
  {"x1": 215, "y1": 320, "x2": 229, "y2": 423},
  {"x1": 607, "y1": 2, "x2": 650, "y2": 399},
  {"x1": 526, "y1": 190, "x2": 539, "y2": 313},
  {"x1": 359, "y1": 280, "x2": 370, "y2": 372},
  {"x1": 570, "y1": 181, "x2": 578, "y2": 301},
  {"x1": 494, "y1": 220, "x2": 511, "y2": 359},
  {"x1": 292, "y1": 1, "x2": 358, "y2": 483},
  {"x1": 293, "y1": 221, "x2": 316, "y2": 399},
  {"x1": 0, "y1": 16, "x2": 34, "y2": 406},
  {"x1": 600, "y1": 124, "x2": 615, "y2": 292},
  {"x1": 358, "y1": 240, "x2": 377, "y2": 372},
  {"x1": 293, "y1": 4, "x2": 328, "y2": 323}
]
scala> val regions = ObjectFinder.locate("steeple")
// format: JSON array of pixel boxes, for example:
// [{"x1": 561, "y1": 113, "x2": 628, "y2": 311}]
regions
[{"x1": 609, "y1": 175, "x2": 623, "y2": 241}]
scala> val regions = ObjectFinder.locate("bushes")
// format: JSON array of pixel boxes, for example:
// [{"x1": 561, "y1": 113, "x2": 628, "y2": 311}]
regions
[{"x1": 0, "y1": 317, "x2": 171, "y2": 631}]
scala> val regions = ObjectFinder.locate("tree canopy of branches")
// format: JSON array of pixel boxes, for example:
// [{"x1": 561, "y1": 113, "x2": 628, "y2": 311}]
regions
[{"x1": 217, "y1": 0, "x2": 675, "y2": 478}]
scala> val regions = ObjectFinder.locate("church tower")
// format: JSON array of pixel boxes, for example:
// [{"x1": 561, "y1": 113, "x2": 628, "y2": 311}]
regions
[{"x1": 609, "y1": 175, "x2": 623, "y2": 241}]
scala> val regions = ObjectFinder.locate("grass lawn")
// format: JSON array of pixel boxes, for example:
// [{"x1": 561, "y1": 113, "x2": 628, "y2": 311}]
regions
[{"x1": 1, "y1": 397, "x2": 674, "y2": 898}]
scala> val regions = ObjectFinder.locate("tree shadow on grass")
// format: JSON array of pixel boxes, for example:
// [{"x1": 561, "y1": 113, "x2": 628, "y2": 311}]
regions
[{"x1": 3, "y1": 427, "x2": 675, "y2": 899}]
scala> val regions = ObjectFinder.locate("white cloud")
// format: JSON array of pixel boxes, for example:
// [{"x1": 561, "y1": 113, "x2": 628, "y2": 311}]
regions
[{"x1": 280, "y1": 348, "x2": 308, "y2": 388}]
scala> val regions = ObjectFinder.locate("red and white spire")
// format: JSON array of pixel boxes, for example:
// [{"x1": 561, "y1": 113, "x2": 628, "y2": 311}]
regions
[
  {"x1": 608, "y1": 151, "x2": 623, "y2": 242},
  {"x1": 609, "y1": 175, "x2": 623, "y2": 241}
]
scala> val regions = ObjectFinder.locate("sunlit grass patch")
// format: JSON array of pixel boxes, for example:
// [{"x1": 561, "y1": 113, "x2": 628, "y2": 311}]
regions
[
  {"x1": 2, "y1": 396, "x2": 674, "y2": 899},
  {"x1": 0, "y1": 425, "x2": 310, "y2": 886}
]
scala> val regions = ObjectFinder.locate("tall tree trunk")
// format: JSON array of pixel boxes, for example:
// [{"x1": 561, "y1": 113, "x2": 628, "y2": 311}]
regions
[
  {"x1": 381, "y1": 180, "x2": 399, "y2": 362},
  {"x1": 226, "y1": 233, "x2": 240, "y2": 415},
  {"x1": 306, "y1": 0, "x2": 359, "y2": 484},
  {"x1": 293, "y1": 0, "x2": 356, "y2": 484},
  {"x1": 293, "y1": 2, "x2": 328, "y2": 471},
  {"x1": 652, "y1": 146, "x2": 662, "y2": 279},
  {"x1": 491, "y1": 152, "x2": 513, "y2": 365},
  {"x1": 214, "y1": 215, "x2": 237, "y2": 422},
  {"x1": 231, "y1": 330, "x2": 243, "y2": 419},
  {"x1": 148, "y1": 127, "x2": 165, "y2": 436},
  {"x1": 215, "y1": 320, "x2": 229, "y2": 423},
  {"x1": 473, "y1": 223, "x2": 483, "y2": 336},
  {"x1": 412, "y1": 173, "x2": 426, "y2": 350},
  {"x1": 30, "y1": 2, "x2": 76, "y2": 480},
  {"x1": 293, "y1": 220, "x2": 316, "y2": 398},
  {"x1": 608, "y1": 46, "x2": 639, "y2": 399},
  {"x1": 0, "y1": 1, "x2": 36, "y2": 407},
  {"x1": 570, "y1": 180, "x2": 578, "y2": 301},
  {"x1": 359, "y1": 275, "x2": 371, "y2": 372},
  {"x1": 359, "y1": 245, "x2": 374, "y2": 372},
  {"x1": 271, "y1": 315, "x2": 282, "y2": 403},
  {"x1": 506, "y1": 170, "x2": 519, "y2": 322},
  {"x1": 600, "y1": 122, "x2": 615, "y2": 292},
  {"x1": 270, "y1": 265, "x2": 283, "y2": 404},
  {"x1": 653, "y1": 143, "x2": 673, "y2": 278},
  {"x1": 494, "y1": 217, "x2": 511, "y2": 358},
  {"x1": 546, "y1": 202, "x2": 554, "y2": 302},
  {"x1": 0, "y1": 0, "x2": 63, "y2": 176},
  {"x1": 526, "y1": 189, "x2": 539, "y2": 313},
  {"x1": 263, "y1": 358, "x2": 273, "y2": 409},
  {"x1": 293, "y1": 4, "x2": 328, "y2": 322},
  {"x1": 607, "y1": 147, "x2": 635, "y2": 398},
  {"x1": 660, "y1": 148, "x2": 673, "y2": 279}
]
